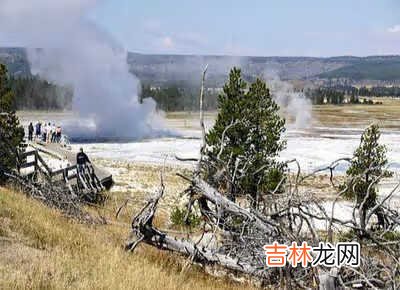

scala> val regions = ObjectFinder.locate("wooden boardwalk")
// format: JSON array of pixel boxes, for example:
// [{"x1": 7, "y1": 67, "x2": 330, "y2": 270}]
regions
[{"x1": 18, "y1": 141, "x2": 113, "y2": 195}]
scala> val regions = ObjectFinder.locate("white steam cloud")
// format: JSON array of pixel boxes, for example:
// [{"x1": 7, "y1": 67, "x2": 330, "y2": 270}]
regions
[
  {"x1": 0, "y1": 0, "x2": 168, "y2": 139},
  {"x1": 264, "y1": 71, "x2": 312, "y2": 129}
]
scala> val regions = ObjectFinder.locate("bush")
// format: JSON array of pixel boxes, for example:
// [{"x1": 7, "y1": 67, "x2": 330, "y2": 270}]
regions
[
  {"x1": 0, "y1": 63, "x2": 24, "y2": 183},
  {"x1": 170, "y1": 206, "x2": 201, "y2": 229}
]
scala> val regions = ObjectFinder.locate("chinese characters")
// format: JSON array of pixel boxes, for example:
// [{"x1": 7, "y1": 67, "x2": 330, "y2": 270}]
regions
[{"x1": 263, "y1": 242, "x2": 360, "y2": 268}]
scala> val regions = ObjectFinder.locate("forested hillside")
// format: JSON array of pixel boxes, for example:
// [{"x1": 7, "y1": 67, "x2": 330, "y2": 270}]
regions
[
  {"x1": 3, "y1": 47, "x2": 400, "y2": 85},
  {"x1": 318, "y1": 59, "x2": 400, "y2": 81},
  {"x1": 2, "y1": 47, "x2": 400, "y2": 111}
]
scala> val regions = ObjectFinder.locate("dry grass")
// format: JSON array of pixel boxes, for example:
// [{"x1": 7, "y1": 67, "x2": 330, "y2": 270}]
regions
[
  {"x1": 0, "y1": 186, "x2": 258, "y2": 290},
  {"x1": 166, "y1": 98, "x2": 400, "y2": 130},
  {"x1": 312, "y1": 98, "x2": 400, "y2": 128}
]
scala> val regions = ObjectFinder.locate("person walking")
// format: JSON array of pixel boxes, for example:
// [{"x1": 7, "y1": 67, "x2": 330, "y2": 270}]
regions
[
  {"x1": 76, "y1": 147, "x2": 91, "y2": 173},
  {"x1": 47, "y1": 122, "x2": 52, "y2": 143},
  {"x1": 35, "y1": 121, "x2": 41, "y2": 141},
  {"x1": 51, "y1": 123, "x2": 57, "y2": 143},
  {"x1": 28, "y1": 122, "x2": 34, "y2": 141},
  {"x1": 56, "y1": 125, "x2": 62, "y2": 143},
  {"x1": 42, "y1": 122, "x2": 47, "y2": 142}
]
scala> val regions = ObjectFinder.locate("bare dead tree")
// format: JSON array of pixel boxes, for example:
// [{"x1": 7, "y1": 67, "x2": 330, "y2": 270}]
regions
[
  {"x1": 127, "y1": 156, "x2": 399, "y2": 288},
  {"x1": 197, "y1": 64, "x2": 208, "y2": 173},
  {"x1": 126, "y1": 69, "x2": 400, "y2": 289}
]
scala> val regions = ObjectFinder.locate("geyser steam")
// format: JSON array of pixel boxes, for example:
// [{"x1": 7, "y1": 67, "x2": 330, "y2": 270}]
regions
[
  {"x1": 0, "y1": 0, "x2": 165, "y2": 139},
  {"x1": 264, "y1": 71, "x2": 312, "y2": 129}
]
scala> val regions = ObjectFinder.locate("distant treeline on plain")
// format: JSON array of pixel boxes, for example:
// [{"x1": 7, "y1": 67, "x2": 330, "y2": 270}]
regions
[
  {"x1": 8, "y1": 76, "x2": 73, "y2": 110},
  {"x1": 7, "y1": 77, "x2": 400, "y2": 111}
]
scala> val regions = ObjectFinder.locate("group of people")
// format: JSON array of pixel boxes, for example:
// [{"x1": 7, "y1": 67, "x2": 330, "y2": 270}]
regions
[
  {"x1": 27, "y1": 121, "x2": 62, "y2": 143},
  {"x1": 27, "y1": 122, "x2": 92, "y2": 175},
  {"x1": 27, "y1": 122, "x2": 92, "y2": 173}
]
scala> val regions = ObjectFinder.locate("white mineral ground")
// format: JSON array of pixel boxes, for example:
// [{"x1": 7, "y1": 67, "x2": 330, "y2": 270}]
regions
[{"x1": 17, "y1": 109, "x2": 400, "y2": 229}]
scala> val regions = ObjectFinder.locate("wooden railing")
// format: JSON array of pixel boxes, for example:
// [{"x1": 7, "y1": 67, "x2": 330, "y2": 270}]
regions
[{"x1": 18, "y1": 149, "x2": 103, "y2": 195}]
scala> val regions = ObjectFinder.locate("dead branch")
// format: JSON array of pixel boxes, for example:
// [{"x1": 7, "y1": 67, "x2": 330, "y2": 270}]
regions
[{"x1": 126, "y1": 71, "x2": 399, "y2": 289}]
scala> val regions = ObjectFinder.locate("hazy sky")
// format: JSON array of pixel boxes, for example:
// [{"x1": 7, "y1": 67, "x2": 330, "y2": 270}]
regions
[{"x1": 2, "y1": 0, "x2": 399, "y2": 57}]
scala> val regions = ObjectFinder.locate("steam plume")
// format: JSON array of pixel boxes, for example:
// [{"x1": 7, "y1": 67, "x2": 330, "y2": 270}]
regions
[
  {"x1": 264, "y1": 71, "x2": 312, "y2": 129},
  {"x1": 0, "y1": 0, "x2": 166, "y2": 139}
]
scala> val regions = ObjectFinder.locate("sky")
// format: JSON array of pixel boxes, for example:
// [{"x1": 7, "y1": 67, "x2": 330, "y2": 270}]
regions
[
  {"x1": 2, "y1": 0, "x2": 400, "y2": 57},
  {"x1": 88, "y1": 0, "x2": 399, "y2": 57}
]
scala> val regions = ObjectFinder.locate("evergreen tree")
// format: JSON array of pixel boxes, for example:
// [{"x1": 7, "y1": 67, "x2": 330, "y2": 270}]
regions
[
  {"x1": 203, "y1": 67, "x2": 286, "y2": 206},
  {"x1": 344, "y1": 124, "x2": 391, "y2": 231},
  {"x1": 0, "y1": 63, "x2": 24, "y2": 183},
  {"x1": 349, "y1": 93, "x2": 359, "y2": 104}
]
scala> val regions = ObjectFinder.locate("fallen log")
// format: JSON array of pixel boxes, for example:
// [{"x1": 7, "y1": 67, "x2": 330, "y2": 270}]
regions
[
  {"x1": 127, "y1": 178, "x2": 346, "y2": 289},
  {"x1": 126, "y1": 181, "x2": 275, "y2": 282},
  {"x1": 190, "y1": 176, "x2": 278, "y2": 235}
]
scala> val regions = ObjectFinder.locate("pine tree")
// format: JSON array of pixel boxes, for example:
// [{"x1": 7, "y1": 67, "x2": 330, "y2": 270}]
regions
[
  {"x1": 344, "y1": 124, "x2": 391, "y2": 230},
  {"x1": 0, "y1": 63, "x2": 24, "y2": 183},
  {"x1": 203, "y1": 67, "x2": 286, "y2": 206}
]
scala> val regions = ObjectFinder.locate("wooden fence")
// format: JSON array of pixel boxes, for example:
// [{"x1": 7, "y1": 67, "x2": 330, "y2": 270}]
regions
[{"x1": 18, "y1": 149, "x2": 104, "y2": 195}]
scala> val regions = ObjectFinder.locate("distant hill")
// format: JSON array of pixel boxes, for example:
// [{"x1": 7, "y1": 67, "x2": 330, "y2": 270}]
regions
[
  {"x1": 1, "y1": 47, "x2": 400, "y2": 85},
  {"x1": 127, "y1": 53, "x2": 400, "y2": 86},
  {"x1": 317, "y1": 58, "x2": 400, "y2": 81},
  {"x1": 0, "y1": 47, "x2": 30, "y2": 77},
  {"x1": 127, "y1": 52, "x2": 349, "y2": 85}
]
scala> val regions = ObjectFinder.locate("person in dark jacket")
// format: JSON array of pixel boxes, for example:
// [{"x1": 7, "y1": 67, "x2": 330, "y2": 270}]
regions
[
  {"x1": 28, "y1": 122, "x2": 34, "y2": 141},
  {"x1": 35, "y1": 121, "x2": 41, "y2": 140},
  {"x1": 76, "y1": 147, "x2": 91, "y2": 173},
  {"x1": 55, "y1": 125, "x2": 62, "y2": 143}
]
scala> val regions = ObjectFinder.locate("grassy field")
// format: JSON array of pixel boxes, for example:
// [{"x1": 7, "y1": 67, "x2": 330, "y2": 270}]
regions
[
  {"x1": 165, "y1": 98, "x2": 400, "y2": 130},
  {"x1": 0, "y1": 185, "x2": 260, "y2": 289},
  {"x1": 312, "y1": 98, "x2": 400, "y2": 129},
  {"x1": 17, "y1": 97, "x2": 400, "y2": 132},
  {"x1": 0, "y1": 159, "x2": 261, "y2": 290}
]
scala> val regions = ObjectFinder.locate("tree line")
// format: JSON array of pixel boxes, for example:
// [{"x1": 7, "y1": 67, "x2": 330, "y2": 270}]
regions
[
  {"x1": 8, "y1": 76, "x2": 73, "y2": 110},
  {"x1": 305, "y1": 88, "x2": 347, "y2": 105},
  {"x1": 305, "y1": 87, "x2": 380, "y2": 105},
  {"x1": 141, "y1": 83, "x2": 394, "y2": 110},
  {"x1": 318, "y1": 85, "x2": 400, "y2": 98},
  {"x1": 5, "y1": 58, "x2": 397, "y2": 111},
  {"x1": 357, "y1": 86, "x2": 400, "y2": 97},
  {"x1": 140, "y1": 83, "x2": 218, "y2": 111}
]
